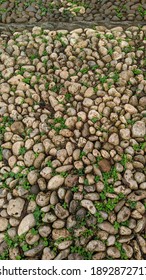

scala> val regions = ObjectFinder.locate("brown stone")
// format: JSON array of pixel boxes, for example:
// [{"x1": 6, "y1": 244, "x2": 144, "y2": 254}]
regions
[{"x1": 98, "y1": 159, "x2": 111, "y2": 172}]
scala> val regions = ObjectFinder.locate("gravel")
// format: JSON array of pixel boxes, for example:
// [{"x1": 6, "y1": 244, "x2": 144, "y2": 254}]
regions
[{"x1": 0, "y1": 22, "x2": 146, "y2": 260}]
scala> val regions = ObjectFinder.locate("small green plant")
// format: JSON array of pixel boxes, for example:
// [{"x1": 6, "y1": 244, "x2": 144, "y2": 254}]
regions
[
  {"x1": 0, "y1": 147, "x2": 3, "y2": 161},
  {"x1": 65, "y1": 93, "x2": 72, "y2": 101},
  {"x1": 82, "y1": 229, "x2": 94, "y2": 238},
  {"x1": 22, "y1": 181, "x2": 31, "y2": 190},
  {"x1": 133, "y1": 142, "x2": 146, "y2": 151},
  {"x1": 0, "y1": 249, "x2": 9, "y2": 260},
  {"x1": 114, "y1": 221, "x2": 121, "y2": 230},
  {"x1": 84, "y1": 179, "x2": 89, "y2": 186},
  {"x1": 60, "y1": 172, "x2": 68, "y2": 178},
  {"x1": 70, "y1": 246, "x2": 93, "y2": 260},
  {"x1": 115, "y1": 7, "x2": 123, "y2": 19},
  {"x1": 120, "y1": 154, "x2": 128, "y2": 170},
  {"x1": 127, "y1": 200, "x2": 137, "y2": 209},
  {"x1": 115, "y1": 241, "x2": 128, "y2": 260},
  {"x1": 91, "y1": 117, "x2": 99, "y2": 123},
  {"x1": 16, "y1": 67, "x2": 26, "y2": 75},
  {"x1": 30, "y1": 228, "x2": 38, "y2": 235},
  {"x1": 94, "y1": 212, "x2": 104, "y2": 223},
  {"x1": 29, "y1": 53, "x2": 39, "y2": 62},
  {"x1": 50, "y1": 117, "x2": 68, "y2": 133},
  {"x1": 33, "y1": 206, "x2": 42, "y2": 227},
  {"x1": 62, "y1": 202, "x2": 68, "y2": 209},
  {"x1": 108, "y1": 48, "x2": 114, "y2": 55},
  {"x1": 99, "y1": 75, "x2": 108, "y2": 84},
  {"x1": 138, "y1": 5, "x2": 146, "y2": 17},
  {"x1": 47, "y1": 160, "x2": 53, "y2": 167},
  {"x1": 126, "y1": 119, "x2": 136, "y2": 125},
  {"x1": 19, "y1": 147, "x2": 27, "y2": 155},
  {"x1": 132, "y1": 69, "x2": 142, "y2": 75},
  {"x1": 90, "y1": 64, "x2": 99, "y2": 71},
  {"x1": 71, "y1": 186, "x2": 79, "y2": 192},
  {"x1": 79, "y1": 151, "x2": 86, "y2": 159},
  {"x1": 95, "y1": 175, "x2": 100, "y2": 183},
  {"x1": 104, "y1": 34, "x2": 115, "y2": 40},
  {"x1": 80, "y1": 68, "x2": 89, "y2": 74},
  {"x1": 23, "y1": 77, "x2": 31, "y2": 84}
]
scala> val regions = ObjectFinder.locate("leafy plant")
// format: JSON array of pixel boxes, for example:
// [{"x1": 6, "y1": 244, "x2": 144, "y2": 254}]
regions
[
  {"x1": 70, "y1": 246, "x2": 93, "y2": 260},
  {"x1": 132, "y1": 69, "x2": 142, "y2": 75},
  {"x1": 71, "y1": 186, "x2": 79, "y2": 192},
  {"x1": 133, "y1": 142, "x2": 146, "y2": 151},
  {"x1": 120, "y1": 154, "x2": 128, "y2": 170},
  {"x1": 19, "y1": 146, "x2": 27, "y2": 155},
  {"x1": 115, "y1": 241, "x2": 128, "y2": 260}
]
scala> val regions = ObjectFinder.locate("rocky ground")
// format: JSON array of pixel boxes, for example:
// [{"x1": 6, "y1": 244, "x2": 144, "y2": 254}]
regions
[
  {"x1": 0, "y1": 1, "x2": 146, "y2": 261},
  {"x1": 0, "y1": 0, "x2": 146, "y2": 24}
]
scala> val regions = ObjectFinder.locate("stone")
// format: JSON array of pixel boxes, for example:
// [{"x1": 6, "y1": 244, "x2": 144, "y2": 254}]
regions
[
  {"x1": 42, "y1": 247, "x2": 56, "y2": 260},
  {"x1": 60, "y1": 70, "x2": 69, "y2": 80},
  {"x1": 12, "y1": 141, "x2": 24, "y2": 156},
  {"x1": 132, "y1": 121, "x2": 146, "y2": 138},
  {"x1": 7, "y1": 198, "x2": 25, "y2": 218},
  {"x1": 86, "y1": 240, "x2": 106, "y2": 252},
  {"x1": 18, "y1": 214, "x2": 36, "y2": 236},
  {"x1": 52, "y1": 229, "x2": 70, "y2": 241},
  {"x1": 65, "y1": 175, "x2": 78, "y2": 187},
  {"x1": 27, "y1": 170, "x2": 38, "y2": 185},
  {"x1": 98, "y1": 222, "x2": 118, "y2": 234},
  {"x1": 24, "y1": 150, "x2": 35, "y2": 167},
  {"x1": 36, "y1": 192, "x2": 50, "y2": 207},
  {"x1": 124, "y1": 104, "x2": 138, "y2": 114},
  {"x1": 11, "y1": 121, "x2": 24, "y2": 135},
  {"x1": 98, "y1": 159, "x2": 111, "y2": 172},
  {"x1": 40, "y1": 167, "x2": 52, "y2": 180},
  {"x1": 108, "y1": 133, "x2": 119, "y2": 145},
  {"x1": 54, "y1": 203, "x2": 69, "y2": 219},
  {"x1": 0, "y1": 217, "x2": 8, "y2": 232},
  {"x1": 120, "y1": 128, "x2": 130, "y2": 139},
  {"x1": 24, "y1": 244, "x2": 44, "y2": 257},
  {"x1": 107, "y1": 246, "x2": 120, "y2": 258},
  {"x1": 80, "y1": 199, "x2": 96, "y2": 214},
  {"x1": 117, "y1": 206, "x2": 131, "y2": 223},
  {"x1": 47, "y1": 175, "x2": 64, "y2": 190},
  {"x1": 84, "y1": 88, "x2": 94, "y2": 98}
]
